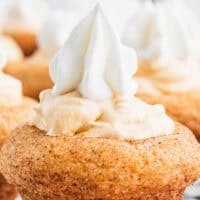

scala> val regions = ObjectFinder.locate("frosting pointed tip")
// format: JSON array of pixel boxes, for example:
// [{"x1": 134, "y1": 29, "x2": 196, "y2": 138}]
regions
[
  {"x1": 95, "y1": 2, "x2": 102, "y2": 10},
  {"x1": 93, "y1": 2, "x2": 104, "y2": 15}
]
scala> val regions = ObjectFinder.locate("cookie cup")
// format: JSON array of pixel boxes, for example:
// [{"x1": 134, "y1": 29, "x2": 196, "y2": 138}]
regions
[{"x1": 0, "y1": 123, "x2": 199, "y2": 200}]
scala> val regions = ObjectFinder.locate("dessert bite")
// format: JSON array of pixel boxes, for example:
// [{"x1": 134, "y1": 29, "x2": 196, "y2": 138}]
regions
[
  {"x1": 0, "y1": 50, "x2": 36, "y2": 199},
  {"x1": 123, "y1": 0, "x2": 200, "y2": 140},
  {"x1": 0, "y1": 4, "x2": 199, "y2": 200}
]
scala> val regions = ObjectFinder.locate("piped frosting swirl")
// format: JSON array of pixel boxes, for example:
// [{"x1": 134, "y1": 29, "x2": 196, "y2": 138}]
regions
[
  {"x1": 123, "y1": 0, "x2": 200, "y2": 92},
  {"x1": 50, "y1": 4, "x2": 138, "y2": 100}
]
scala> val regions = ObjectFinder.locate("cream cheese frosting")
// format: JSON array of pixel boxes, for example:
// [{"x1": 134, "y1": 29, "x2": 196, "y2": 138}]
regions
[
  {"x1": 0, "y1": 36, "x2": 23, "y2": 62},
  {"x1": 4, "y1": 0, "x2": 49, "y2": 33},
  {"x1": 38, "y1": 11, "x2": 80, "y2": 58},
  {"x1": 32, "y1": 4, "x2": 175, "y2": 139},
  {"x1": 32, "y1": 89, "x2": 174, "y2": 139},
  {"x1": 123, "y1": 0, "x2": 200, "y2": 93},
  {"x1": 50, "y1": 4, "x2": 138, "y2": 100},
  {"x1": 0, "y1": 49, "x2": 22, "y2": 106}
]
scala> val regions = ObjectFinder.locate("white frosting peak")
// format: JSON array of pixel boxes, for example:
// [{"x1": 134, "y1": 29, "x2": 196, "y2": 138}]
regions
[
  {"x1": 38, "y1": 11, "x2": 80, "y2": 57},
  {"x1": 123, "y1": 0, "x2": 200, "y2": 66},
  {"x1": 50, "y1": 4, "x2": 138, "y2": 100}
]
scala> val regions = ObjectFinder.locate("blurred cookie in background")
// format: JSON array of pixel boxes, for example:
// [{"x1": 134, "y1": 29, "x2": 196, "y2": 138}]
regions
[
  {"x1": 0, "y1": 50, "x2": 36, "y2": 200},
  {"x1": 0, "y1": 1, "x2": 23, "y2": 64},
  {"x1": 5, "y1": 10, "x2": 80, "y2": 99},
  {"x1": 2, "y1": 0, "x2": 50, "y2": 55},
  {"x1": 121, "y1": 0, "x2": 200, "y2": 141}
]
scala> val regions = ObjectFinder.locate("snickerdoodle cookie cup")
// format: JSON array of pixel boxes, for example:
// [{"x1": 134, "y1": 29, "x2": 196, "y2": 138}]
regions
[
  {"x1": 0, "y1": 123, "x2": 199, "y2": 200},
  {"x1": 1, "y1": 5, "x2": 200, "y2": 200}
]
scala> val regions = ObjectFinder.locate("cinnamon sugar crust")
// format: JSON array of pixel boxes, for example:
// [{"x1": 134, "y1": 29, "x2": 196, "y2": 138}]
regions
[
  {"x1": 0, "y1": 174, "x2": 18, "y2": 200},
  {"x1": 0, "y1": 123, "x2": 199, "y2": 200},
  {"x1": 0, "y1": 97, "x2": 36, "y2": 146},
  {"x1": 0, "y1": 97, "x2": 36, "y2": 200}
]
